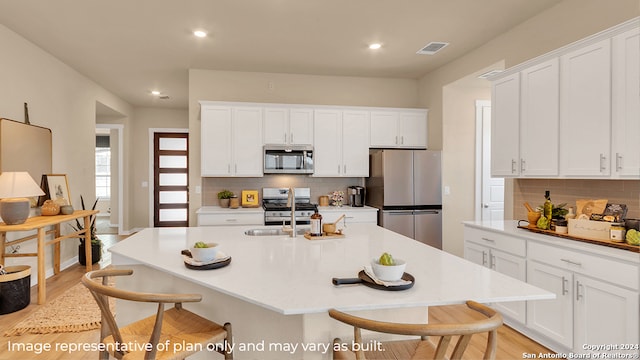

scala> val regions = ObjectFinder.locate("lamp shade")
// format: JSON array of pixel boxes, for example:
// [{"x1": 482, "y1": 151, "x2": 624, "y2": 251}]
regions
[
  {"x1": 0, "y1": 172, "x2": 45, "y2": 225},
  {"x1": 0, "y1": 172, "x2": 45, "y2": 198}
]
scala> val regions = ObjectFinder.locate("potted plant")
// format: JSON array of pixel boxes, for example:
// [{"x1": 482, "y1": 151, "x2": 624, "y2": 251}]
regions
[
  {"x1": 70, "y1": 196, "x2": 102, "y2": 265},
  {"x1": 217, "y1": 190, "x2": 234, "y2": 208}
]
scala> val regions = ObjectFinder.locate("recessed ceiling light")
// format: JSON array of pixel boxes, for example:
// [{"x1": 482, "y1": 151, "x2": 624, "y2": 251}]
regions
[
  {"x1": 151, "y1": 90, "x2": 161, "y2": 96},
  {"x1": 193, "y1": 30, "x2": 207, "y2": 38},
  {"x1": 369, "y1": 43, "x2": 382, "y2": 50}
]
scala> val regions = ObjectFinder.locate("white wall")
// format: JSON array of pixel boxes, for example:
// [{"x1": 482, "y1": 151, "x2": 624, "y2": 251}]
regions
[{"x1": 0, "y1": 24, "x2": 132, "y2": 281}]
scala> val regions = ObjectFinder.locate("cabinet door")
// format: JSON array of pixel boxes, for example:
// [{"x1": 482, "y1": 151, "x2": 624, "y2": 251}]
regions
[
  {"x1": 574, "y1": 275, "x2": 639, "y2": 352},
  {"x1": 612, "y1": 28, "x2": 640, "y2": 178},
  {"x1": 491, "y1": 73, "x2": 520, "y2": 176},
  {"x1": 201, "y1": 106, "x2": 232, "y2": 176},
  {"x1": 313, "y1": 110, "x2": 342, "y2": 176},
  {"x1": 560, "y1": 39, "x2": 611, "y2": 176},
  {"x1": 342, "y1": 110, "x2": 370, "y2": 176},
  {"x1": 370, "y1": 111, "x2": 399, "y2": 147},
  {"x1": 464, "y1": 241, "x2": 489, "y2": 268},
  {"x1": 399, "y1": 112, "x2": 427, "y2": 148},
  {"x1": 491, "y1": 249, "x2": 527, "y2": 323},
  {"x1": 232, "y1": 107, "x2": 263, "y2": 176},
  {"x1": 263, "y1": 108, "x2": 288, "y2": 145},
  {"x1": 526, "y1": 261, "x2": 573, "y2": 348},
  {"x1": 520, "y1": 58, "x2": 559, "y2": 176},
  {"x1": 289, "y1": 108, "x2": 314, "y2": 145}
]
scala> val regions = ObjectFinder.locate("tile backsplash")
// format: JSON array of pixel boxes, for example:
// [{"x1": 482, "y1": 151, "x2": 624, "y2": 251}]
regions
[
  {"x1": 513, "y1": 179, "x2": 640, "y2": 221},
  {"x1": 202, "y1": 176, "x2": 365, "y2": 206}
]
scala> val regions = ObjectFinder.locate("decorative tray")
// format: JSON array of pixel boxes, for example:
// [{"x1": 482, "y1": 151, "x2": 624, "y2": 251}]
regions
[
  {"x1": 332, "y1": 271, "x2": 415, "y2": 291},
  {"x1": 181, "y1": 250, "x2": 232, "y2": 270},
  {"x1": 304, "y1": 232, "x2": 345, "y2": 240},
  {"x1": 517, "y1": 225, "x2": 639, "y2": 253}
]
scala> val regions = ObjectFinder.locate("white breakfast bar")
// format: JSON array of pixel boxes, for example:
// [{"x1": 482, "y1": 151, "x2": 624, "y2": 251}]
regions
[{"x1": 109, "y1": 223, "x2": 554, "y2": 359}]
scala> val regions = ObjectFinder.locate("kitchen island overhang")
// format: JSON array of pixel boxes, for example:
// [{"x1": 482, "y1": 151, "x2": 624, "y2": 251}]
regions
[{"x1": 108, "y1": 223, "x2": 554, "y2": 359}]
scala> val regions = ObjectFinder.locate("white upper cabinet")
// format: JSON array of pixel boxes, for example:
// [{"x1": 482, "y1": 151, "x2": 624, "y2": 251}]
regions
[
  {"x1": 559, "y1": 39, "x2": 612, "y2": 177},
  {"x1": 263, "y1": 107, "x2": 314, "y2": 145},
  {"x1": 520, "y1": 58, "x2": 560, "y2": 176},
  {"x1": 611, "y1": 27, "x2": 640, "y2": 178},
  {"x1": 490, "y1": 19, "x2": 639, "y2": 179},
  {"x1": 370, "y1": 110, "x2": 427, "y2": 149},
  {"x1": 491, "y1": 73, "x2": 520, "y2": 176},
  {"x1": 313, "y1": 109, "x2": 369, "y2": 177},
  {"x1": 200, "y1": 104, "x2": 263, "y2": 177}
]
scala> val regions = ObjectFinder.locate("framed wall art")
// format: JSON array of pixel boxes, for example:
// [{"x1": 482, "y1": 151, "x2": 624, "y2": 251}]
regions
[
  {"x1": 40, "y1": 174, "x2": 71, "y2": 205},
  {"x1": 241, "y1": 190, "x2": 259, "y2": 208}
]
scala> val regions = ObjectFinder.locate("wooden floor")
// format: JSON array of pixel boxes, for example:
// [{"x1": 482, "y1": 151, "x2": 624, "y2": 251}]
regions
[{"x1": 0, "y1": 233, "x2": 553, "y2": 359}]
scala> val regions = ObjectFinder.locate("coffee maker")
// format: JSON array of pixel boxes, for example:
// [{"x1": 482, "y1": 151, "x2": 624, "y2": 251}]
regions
[{"x1": 348, "y1": 186, "x2": 365, "y2": 207}]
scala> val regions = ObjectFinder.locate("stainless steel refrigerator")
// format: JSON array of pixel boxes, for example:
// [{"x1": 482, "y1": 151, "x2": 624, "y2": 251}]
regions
[{"x1": 366, "y1": 149, "x2": 442, "y2": 249}]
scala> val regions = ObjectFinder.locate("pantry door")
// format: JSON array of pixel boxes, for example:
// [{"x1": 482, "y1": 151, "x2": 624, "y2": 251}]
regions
[{"x1": 154, "y1": 132, "x2": 189, "y2": 227}]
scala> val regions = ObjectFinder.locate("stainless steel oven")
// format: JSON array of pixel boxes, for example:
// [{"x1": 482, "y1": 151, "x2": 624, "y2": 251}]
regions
[
  {"x1": 264, "y1": 145, "x2": 313, "y2": 174},
  {"x1": 262, "y1": 188, "x2": 315, "y2": 226}
]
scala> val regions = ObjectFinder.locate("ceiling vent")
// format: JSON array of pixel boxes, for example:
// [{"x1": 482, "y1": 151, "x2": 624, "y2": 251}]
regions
[
  {"x1": 416, "y1": 42, "x2": 449, "y2": 55},
  {"x1": 477, "y1": 69, "x2": 504, "y2": 79}
]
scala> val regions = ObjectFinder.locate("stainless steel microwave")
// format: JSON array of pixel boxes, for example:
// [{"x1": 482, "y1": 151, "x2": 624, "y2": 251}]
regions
[{"x1": 264, "y1": 145, "x2": 314, "y2": 174}]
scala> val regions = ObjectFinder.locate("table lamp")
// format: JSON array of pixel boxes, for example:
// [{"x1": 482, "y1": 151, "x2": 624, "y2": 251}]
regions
[{"x1": 0, "y1": 172, "x2": 45, "y2": 225}]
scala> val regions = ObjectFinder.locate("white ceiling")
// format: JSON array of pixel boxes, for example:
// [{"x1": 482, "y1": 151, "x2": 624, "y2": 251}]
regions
[{"x1": 0, "y1": 0, "x2": 562, "y2": 109}]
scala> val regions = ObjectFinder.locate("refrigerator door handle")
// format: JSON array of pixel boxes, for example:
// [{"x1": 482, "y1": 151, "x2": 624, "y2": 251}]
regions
[
  {"x1": 414, "y1": 210, "x2": 440, "y2": 214},
  {"x1": 386, "y1": 211, "x2": 414, "y2": 215}
]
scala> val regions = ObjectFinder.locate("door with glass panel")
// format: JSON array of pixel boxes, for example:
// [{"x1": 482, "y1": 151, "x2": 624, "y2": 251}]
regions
[{"x1": 154, "y1": 132, "x2": 189, "y2": 227}]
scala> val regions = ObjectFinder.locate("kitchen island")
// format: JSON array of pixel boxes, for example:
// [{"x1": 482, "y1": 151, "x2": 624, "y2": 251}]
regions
[{"x1": 109, "y1": 223, "x2": 553, "y2": 359}]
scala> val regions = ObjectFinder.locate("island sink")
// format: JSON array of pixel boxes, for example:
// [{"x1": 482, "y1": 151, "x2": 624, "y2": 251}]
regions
[{"x1": 244, "y1": 227, "x2": 309, "y2": 236}]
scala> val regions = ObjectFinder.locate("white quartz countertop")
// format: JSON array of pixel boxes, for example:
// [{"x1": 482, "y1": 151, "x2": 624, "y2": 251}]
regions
[
  {"x1": 109, "y1": 223, "x2": 554, "y2": 315},
  {"x1": 463, "y1": 220, "x2": 640, "y2": 262}
]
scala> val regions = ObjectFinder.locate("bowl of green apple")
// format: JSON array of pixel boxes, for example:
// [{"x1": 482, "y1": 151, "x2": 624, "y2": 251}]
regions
[
  {"x1": 190, "y1": 241, "x2": 219, "y2": 262},
  {"x1": 371, "y1": 252, "x2": 406, "y2": 281}
]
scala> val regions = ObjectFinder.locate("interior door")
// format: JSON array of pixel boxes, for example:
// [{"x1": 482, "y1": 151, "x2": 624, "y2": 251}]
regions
[
  {"x1": 154, "y1": 132, "x2": 189, "y2": 227},
  {"x1": 477, "y1": 101, "x2": 504, "y2": 221}
]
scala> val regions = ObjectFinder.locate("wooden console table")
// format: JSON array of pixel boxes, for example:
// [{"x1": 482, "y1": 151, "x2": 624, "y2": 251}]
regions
[{"x1": 0, "y1": 210, "x2": 98, "y2": 304}]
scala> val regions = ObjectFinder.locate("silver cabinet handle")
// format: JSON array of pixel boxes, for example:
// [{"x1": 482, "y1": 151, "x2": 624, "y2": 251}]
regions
[
  {"x1": 600, "y1": 153, "x2": 606, "y2": 172},
  {"x1": 400, "y1": 136, "x2": 404, "y2": 145},
  {"x1": 225, "y1": 218, "x2": 238, "y2": 222},
  {"x1": 490, "y1": 254, "x2": 496, "y2": 269},
  {"x1": 481, "y1": 237, "x2": 495, "y2": 243},
  {"x1": 562, "y1": 276, "x2": 569, "y2": 295},
  {"x1": 561, "y1": 258, "x2": 582, "y2": 267},
  {"x1": 616, "y1": 153, "x2": 623, "y2": 171},
  {"x1": 337, "y1": 165, "x2": 341, "y2": 174},
  {"x1": 482, "y1": 251, "x2": 487, "y2": 267},
  {"x1": 343, "y1": 165, "x2": 347, "y2": 174},
  {"x1": 483, "y1": 204, "x2": 489, "y2": 208},
  {"x1": 395, "y1": 136, "x2": 398, "y2": 144},
  {"x1": 511, "y1": 159, "x2": 517, "y2": 173},
  {"x1": 521, "y1": 159, "x2": 526, "y2": 173},
  {"x1": 576, "y1": 280, "x2": 583, "y2": 301}
]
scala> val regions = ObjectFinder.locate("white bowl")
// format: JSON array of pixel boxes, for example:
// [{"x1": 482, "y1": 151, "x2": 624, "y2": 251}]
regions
[
  {"x1": 190, "y1": 243, "x2": 219, "y2": 262},
  {"x1": 371, "y1": 258, "x2": 407, "y2": 281}
]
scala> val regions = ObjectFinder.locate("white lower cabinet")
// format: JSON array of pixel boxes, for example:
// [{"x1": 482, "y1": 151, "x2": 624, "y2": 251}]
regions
[
  {"x1": 464, "y1": 228, "x2": 527, "y2": 323},
  {"x1": 527, "y1": 241, "x2": 639, "y2": 354},
  {"x1": 464, "y1": 223, "x2": 640, "y2": 355}
]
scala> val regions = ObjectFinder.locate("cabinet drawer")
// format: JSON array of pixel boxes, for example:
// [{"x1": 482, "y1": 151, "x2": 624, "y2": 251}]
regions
[
  {"x1": 198, "y1": 213, "x2": 263, "y2": 226},
  {"x1": 319, "y1": 209, "x2": 378, "y2": 224},
  {"x1": 464, "y1": 227, "x2": 526, "y2": 257},
  {"x1": 529, "y1": 241, "x2": 639, "y2": 290}
]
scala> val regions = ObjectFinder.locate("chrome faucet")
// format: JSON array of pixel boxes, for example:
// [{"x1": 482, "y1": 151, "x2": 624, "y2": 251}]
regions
[{"x1": 286, "y1": 187, "x2": 296, "y2": 237}]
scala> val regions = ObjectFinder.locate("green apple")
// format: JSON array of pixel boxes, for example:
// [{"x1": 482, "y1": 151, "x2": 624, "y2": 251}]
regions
[
  {"x1": 194, "y1": 241, "x2": 208, "y2": 248},
  {"x1": 379, "y1": 252, "x2": 395, "y2": 266}
]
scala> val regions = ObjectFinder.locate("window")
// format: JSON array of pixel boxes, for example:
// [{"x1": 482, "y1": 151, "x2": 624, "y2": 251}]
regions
[{"x1": 96, "y1": 135, "x2": 110, "y2": 198}]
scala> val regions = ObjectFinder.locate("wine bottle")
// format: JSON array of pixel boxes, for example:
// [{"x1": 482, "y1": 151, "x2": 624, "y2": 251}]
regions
[{"x1": 543, "y1": 191, "x2": 553, "y2": 222}]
